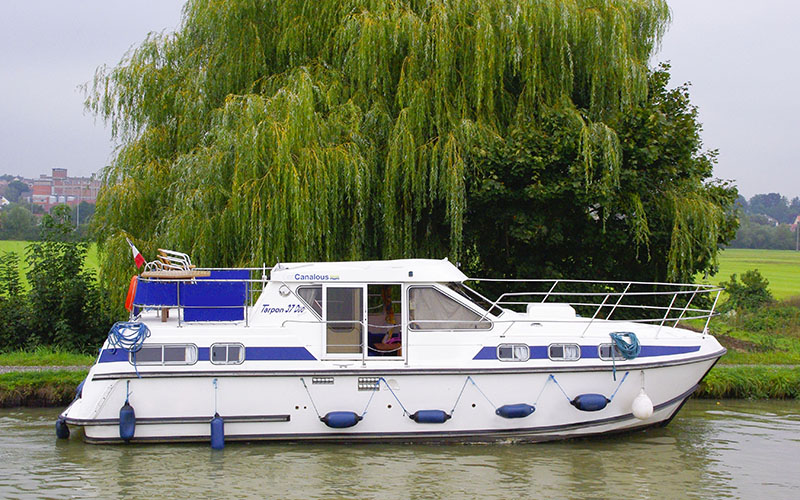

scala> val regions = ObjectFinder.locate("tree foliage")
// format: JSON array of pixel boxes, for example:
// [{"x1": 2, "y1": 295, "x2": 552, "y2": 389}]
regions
[
  {"x1": 0, "y1": 208, "x2": 114, "y2": 353},
  {"x1": 88, "y1": 0, "x2": 733, "y2": 304},
  {"x1": 730, "y1": 215, "x2": 796, "y2": 250},
  {"x1": 463, "y1": 65, "x2": 737, "y2": 283},
  {"x1": 0, "y1": 205, "x2": 38, "y2": 240},
  {"x1": 748, "y1": 193, "x2": 798, "y2": 224}
]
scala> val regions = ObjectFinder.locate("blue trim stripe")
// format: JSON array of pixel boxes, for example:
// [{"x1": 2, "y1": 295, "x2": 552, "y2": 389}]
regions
[
  {"x1": 245, "y1": 347, "x2": 316, "y2": 361},
  {"x1": 98, "y1": 346, "x2": 317, "y2": 363},
  {"x1": 98, "y1": 349, "x2": 128, "y2": 363},
  {"x1": 473, "y1": 344, "x2": 700, "y2": 361}
]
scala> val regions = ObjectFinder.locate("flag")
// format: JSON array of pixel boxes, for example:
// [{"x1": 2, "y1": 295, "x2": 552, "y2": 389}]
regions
[{"x1": 126, "y1": 238, "x2": 145, "y2": 268}]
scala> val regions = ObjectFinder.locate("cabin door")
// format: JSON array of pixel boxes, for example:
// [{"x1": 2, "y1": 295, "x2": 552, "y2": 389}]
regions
[
  {"x1": 366, "y1": 284, "x2": 403, "y2": 359},
  {"x1": 322, "y1": 285, "x2": 366, "y2": 358}
]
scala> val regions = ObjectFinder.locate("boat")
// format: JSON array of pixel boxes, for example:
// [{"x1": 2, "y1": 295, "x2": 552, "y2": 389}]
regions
[{"x1": 57, "y1": 252, "x2": 726, "y2": 445}]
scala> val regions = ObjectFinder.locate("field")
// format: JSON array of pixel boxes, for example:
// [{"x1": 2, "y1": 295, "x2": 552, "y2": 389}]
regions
[
  {"x1": 0, "y1": 240, "x2": 99, "y2": 286},
  {"x1": 700, "y1": 248, "x2": 800, "y2": 300}
]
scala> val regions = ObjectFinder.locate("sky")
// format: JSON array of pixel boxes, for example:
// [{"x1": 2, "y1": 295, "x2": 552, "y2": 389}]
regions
[{"x1": 0, "y1": 1, "x2": 796, "y2": 200}]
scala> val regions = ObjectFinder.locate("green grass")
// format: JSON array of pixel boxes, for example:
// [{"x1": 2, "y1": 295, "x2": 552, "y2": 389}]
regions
[
  {"x1": 0, "y1": 346, "x2": 95, "y2": 366},
  {"x1": 0, "y1": 370, "x2": 88, "y2": 407},
  {"x1": 701, "y1": 248, "x2": 800, "y2": 300},
  {"x1": 0, "y1": 240, "x2": 98, "y2": 288},
  {"x1": 697, "y1": 365, "x2": 800, "y2": 399}
]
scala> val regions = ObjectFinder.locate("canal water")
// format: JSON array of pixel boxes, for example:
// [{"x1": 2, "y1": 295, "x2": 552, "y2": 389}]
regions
[{"x1": 1, "y1": 400, "x2": 798, "y2": 499}]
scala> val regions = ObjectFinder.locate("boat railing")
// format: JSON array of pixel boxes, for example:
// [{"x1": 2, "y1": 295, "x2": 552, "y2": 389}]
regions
[
  {"x1": 468, "y1": 278, "x2": 723, "y2": 336},
  {"x1": 131, "y1": 269, "x2": 723, "y2": 335},
  {"x1": 131, "y1": 267, "x2": 270, "y2": 327}
]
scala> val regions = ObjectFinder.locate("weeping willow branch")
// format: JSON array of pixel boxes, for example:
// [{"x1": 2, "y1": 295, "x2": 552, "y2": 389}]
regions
[{"x1": 88, "y1": 0, "x2": 671, "y2": 306}]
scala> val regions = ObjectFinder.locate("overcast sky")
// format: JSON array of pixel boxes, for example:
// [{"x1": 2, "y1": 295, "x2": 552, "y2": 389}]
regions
[{"x1": 1, "y1": 1, "x2": 796, "y2": 200}]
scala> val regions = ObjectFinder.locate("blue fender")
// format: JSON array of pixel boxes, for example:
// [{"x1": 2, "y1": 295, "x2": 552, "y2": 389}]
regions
[
  {"x1": 495, "y1": 403, "x2": 536, "y2": 419},
  {"x1": 210, "y1": 413, "x2": 225, "y2": 450},
  {"x1": 409, "y1": 410, "x2": 451, "y2": 424},
  {"x1": 571, "y1": 394, "x2": 610, "y2": 412},
  {"x1": 119, "y1": 402, "x2": 136, "y2": 441},
  {"x1": 321, "y1": 411, "x2": 362, "y2": 428}
]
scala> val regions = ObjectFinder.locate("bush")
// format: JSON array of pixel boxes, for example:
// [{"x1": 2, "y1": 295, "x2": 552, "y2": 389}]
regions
[
  {"x1": 0, "y1": 207, "x2": 116, "y2": 353},
  {"x1": 720, "y1": 269, "x2": 774, "y2": 311}
]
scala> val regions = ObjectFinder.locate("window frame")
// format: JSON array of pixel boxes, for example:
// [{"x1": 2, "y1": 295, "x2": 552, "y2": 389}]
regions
[
  {"x1": 598, "y1": 343, "x2": 625, "y2": 361},
  {"x1": 547, "y1": 343, "x2": 581, "y2": 362},
  {"x1": 296, "y1": 285, "x2": 322, "y2": 318},
  {"x1": 210, "y1": 343, "x2": 245, "y2": 365},
  {"x1": 129, "y1": 344, "x2": 198, "y2": 366},
  {"x1": 497, "y1": 343, "x2": 530, "y2": 362},
  {"x1": 407, "y1": 285, "x2": 493, "y2": 331}
]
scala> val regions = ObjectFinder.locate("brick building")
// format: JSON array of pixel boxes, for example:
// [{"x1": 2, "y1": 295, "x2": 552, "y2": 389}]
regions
[{"x1": 30, "y1": 168, "x2": 101, "y2": 211}]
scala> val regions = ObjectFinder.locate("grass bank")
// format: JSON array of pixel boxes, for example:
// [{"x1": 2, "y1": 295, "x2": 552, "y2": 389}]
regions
[
  {"x1": 0, "y1": 370, "x2": 87, "y2": 407},
  {"x1": 696, "y1": 365, "x2": 800, "y2": 399},
  {"x1": 0, "y1": 347, "x2": 95, "y2": 367}
]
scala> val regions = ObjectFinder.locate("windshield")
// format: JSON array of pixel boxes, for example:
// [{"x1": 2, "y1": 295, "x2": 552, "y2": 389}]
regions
[{"x1": 445, "y1": 283, "x2": 504, "y2": 317}]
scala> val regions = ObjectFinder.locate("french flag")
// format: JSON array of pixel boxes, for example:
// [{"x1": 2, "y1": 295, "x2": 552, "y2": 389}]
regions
[{"x1": 126, "y1": 237, "x2": 145, "y2": 268}]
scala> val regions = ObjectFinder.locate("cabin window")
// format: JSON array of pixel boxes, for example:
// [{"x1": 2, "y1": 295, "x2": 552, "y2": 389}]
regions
[
  {"x1": 598, "y1": 343, "x2": 625, "y2": 361},
  {"x1": 130, "y1": 344, "x2": 198, "y2": 365},
  {"x1": 408, "y1": 287, "x2": 492, "y2": 330},
  {"x1": 297, "y1": 285, "x2": 322, "y2": 316},
  {"x1": 211, "y1": 343, "x2": 244, "y2": 365},
  {"x1": 548, "y1": 343, "x2": 581, "y2": 361},
  {"x1": 497, "y1": 344, "x2": 530, "y2": 361}
]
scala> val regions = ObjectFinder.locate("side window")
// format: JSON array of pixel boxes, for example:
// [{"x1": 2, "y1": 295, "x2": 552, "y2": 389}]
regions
[
  {"x1": 130, "y1": 344, "x2": 198, "y2": 365},
  {"x1": 408, "y1": 287, "x2": 491, "y2": 330},
  {"x1": 548, "y1": 344, "x2": 581, "y2": 361},
  {"x1": 211, "y1": 343, "x2": 245, "y2": 365},
  {"x1": 598, "y1": 344, "x2": 625, "y2": 361},
  {"x1": 497, "y1": 344, "x2": 530, "y2": 362},
  {"x1": 297, "y1": 285, "x2": 322, "y2": 316}
]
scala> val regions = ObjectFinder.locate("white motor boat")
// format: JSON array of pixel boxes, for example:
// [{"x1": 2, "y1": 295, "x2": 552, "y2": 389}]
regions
[{"x1": 57, "y1": 255, "x2": 725, "y2": 445}]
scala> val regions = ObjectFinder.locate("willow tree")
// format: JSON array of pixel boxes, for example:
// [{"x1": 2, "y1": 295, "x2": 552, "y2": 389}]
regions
[{"x1": 90, "y1": 0, "x2": 731, "y2": 304}]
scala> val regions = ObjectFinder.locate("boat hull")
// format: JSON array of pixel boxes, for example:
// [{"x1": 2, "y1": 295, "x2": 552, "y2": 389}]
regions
[{"x1": 64, "y1": 353, "x2": 720, "y2": 444}]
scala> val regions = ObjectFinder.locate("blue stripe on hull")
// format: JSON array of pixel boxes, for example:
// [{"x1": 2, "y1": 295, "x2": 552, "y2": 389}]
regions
[
  {"x1": 98, "y1": 346, "x2": 317, "y2": 363},
  {"x1": 472, "y1": 344, "x2": 700, "y2": 360}
]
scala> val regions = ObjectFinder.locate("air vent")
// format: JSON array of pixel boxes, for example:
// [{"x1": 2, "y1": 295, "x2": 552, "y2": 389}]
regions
[{"x1": 358, "y1": 377, "x2": 381, "y2": 391}]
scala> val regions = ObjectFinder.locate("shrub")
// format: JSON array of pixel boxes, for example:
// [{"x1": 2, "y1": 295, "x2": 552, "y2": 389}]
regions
[{"x1": 720, "y1": 269, "x2": 774, "y2": 311}]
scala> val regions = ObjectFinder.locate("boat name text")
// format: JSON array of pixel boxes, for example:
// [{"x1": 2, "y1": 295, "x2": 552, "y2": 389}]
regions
[
  {"x1": 261, "y1": 303, "x2": 306, "y2": 314},
  {"x1": 294, "y1": 273, "x2": 339, "y2": 281}
]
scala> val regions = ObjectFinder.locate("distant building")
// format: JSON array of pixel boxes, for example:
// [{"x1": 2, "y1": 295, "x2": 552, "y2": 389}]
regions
[
  {"x1": 0, "y1": 196, "x2": 9, "y2": 207},
  {"x1": 30, "y1": 168, "x2": 101, "y2": 212}
]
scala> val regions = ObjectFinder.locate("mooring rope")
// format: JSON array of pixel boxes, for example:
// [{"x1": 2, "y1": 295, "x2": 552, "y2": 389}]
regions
[
  {"x1": 107, "y1": 321, "x2": 151, "y2": 378},
  {"x1": 299, "y1": 377, "x2": 322, "y2": 419},
  {"x1": 608, "y1": 371, "x2": 630, "y2": 402},
  {"x1": 361, "y1": 378, "x2": 411, "y2": 417},
  {"x1": 609, "y1": 331, "x2": 641, "y2": 380}
]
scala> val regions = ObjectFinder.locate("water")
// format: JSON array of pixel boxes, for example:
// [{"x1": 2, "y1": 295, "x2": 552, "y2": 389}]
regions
[{"x1": 1, "y1": 400, "x2": 799, "y2": 499}]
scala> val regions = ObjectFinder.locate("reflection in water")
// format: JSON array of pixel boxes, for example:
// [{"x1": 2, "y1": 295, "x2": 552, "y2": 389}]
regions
[{"x1": 1, "y1": 400, "x2": 798, "y2": 499}]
